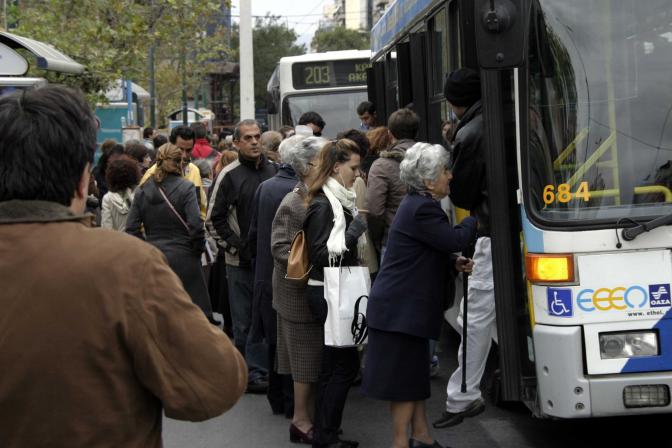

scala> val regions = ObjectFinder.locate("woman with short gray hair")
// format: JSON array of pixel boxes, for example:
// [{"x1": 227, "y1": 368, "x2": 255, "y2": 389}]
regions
[
  {"x1": 399, "y1": 142, "x2": 451, "y2": 192},
  {"x1": 361, "y1": 142, "x2": 478, "y2": 448},
  {"x1": 270, "y1": 136, "x2": 326, "y2": 444}
]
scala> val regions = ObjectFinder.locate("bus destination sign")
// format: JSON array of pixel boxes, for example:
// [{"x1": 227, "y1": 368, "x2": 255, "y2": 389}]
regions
[{"x1": 292, "y1": 59, "x2": 371, "y2": 90}]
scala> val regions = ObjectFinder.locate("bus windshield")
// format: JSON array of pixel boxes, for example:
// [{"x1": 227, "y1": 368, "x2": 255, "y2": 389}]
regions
[
  {"x1": 282, "y1": 90, "x2": 368, "y2": 139},
  {"x1": 526, "y1": 0, "x2": 672, "y2": 224}
]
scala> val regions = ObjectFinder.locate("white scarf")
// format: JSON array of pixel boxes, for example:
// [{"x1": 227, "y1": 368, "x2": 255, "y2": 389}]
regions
[{"x1": 322, "y1": 177, "x2": 357, "y2": 264}]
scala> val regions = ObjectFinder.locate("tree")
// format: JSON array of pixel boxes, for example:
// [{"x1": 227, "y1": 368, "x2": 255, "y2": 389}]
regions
[
  {"x1": 311, "y1": 27, "x2": 370, "y2": 53},
  {"x1": 231, "y1": 15, "x2": 306, "y2": 109},
  {"x1": 12, "y1": 0, "x2": 229, "y2": 119}
]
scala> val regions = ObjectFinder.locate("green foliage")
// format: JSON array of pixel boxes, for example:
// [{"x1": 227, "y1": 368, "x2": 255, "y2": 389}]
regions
[
  {"x1": 230, "y1": 15, "x2": 306, "y2": 108},
  {"x1": 12, "y1": 0, "x2": 230, "y2": 119},
  {"x1": 311, "y1": 27, "x2": 370, "y2": 53}
]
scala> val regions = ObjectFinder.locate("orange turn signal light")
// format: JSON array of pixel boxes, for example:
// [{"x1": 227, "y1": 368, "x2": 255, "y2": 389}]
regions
[{"x1": 525, "y1": 253, "x2": 575, "y2": 283}]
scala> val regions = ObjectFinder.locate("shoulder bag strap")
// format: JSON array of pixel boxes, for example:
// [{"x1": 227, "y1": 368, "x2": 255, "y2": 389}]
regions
[{"x1": 157, "y1": 185, "x2": 190, "y2": 233}]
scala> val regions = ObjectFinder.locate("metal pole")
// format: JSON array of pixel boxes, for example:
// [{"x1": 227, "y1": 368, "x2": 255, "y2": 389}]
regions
[
  {"x1": 149, "y1": 45, "x2": 156, "y2": 128},
  {"x1": 239, "y1": 0, "x2": 255, "y2": 120},
  {"x1": 461, "y1": 272, "x2": 469, "y2": 393},
  {"x1": 126, "y1": 79, "x2": 133, "y2": 125},
  {"x1": 181, "y1": 45, "x2": 188, "y2": 125}
]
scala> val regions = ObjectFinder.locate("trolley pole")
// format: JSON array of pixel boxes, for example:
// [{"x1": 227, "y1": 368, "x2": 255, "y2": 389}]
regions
[{"x1": 239, "y1": 0, "x2": 255, "y2": 120}]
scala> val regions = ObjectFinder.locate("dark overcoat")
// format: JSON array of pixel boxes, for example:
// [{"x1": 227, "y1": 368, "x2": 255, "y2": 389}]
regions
[
  {"x1": 248, "y1": 165, "x2": 298, "y2": 343},
  {"x1": 367, "y1": 193, "x2": 477, "y2": 340},
  {"x1": 126, "y1": 174, "x2": 213, "y2": 317}
]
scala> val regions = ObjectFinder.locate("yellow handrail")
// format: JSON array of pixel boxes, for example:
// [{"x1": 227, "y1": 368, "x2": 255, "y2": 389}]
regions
[
  {"x1": 586, "y1": 185, "x2": 672, "y2": 203},
  {"x1": 553, "y1": 128, "x2": 589, "y2": 170}
]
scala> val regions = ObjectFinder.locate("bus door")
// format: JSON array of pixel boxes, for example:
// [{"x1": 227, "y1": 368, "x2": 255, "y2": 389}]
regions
[
  {"x1": 472, "y1": 0, "x2": 533, "y2": 404},
  {"x1": 409, "y1": 32, "x2": 429, "y2": 142}
]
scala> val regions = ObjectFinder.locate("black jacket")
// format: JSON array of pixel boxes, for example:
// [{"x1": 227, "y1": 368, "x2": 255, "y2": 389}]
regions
[
  {"x1": 449, "y1": 101, "x2": 490, "y2": 236},
  {"x1": 209, "y1": 154, "x2": 277, "y2": 268},
  {"x1": 304, "y1": 192, "x2": 359, "y2": 282}
]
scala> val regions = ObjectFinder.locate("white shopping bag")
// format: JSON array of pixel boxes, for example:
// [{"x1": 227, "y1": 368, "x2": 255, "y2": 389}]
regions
[{"x1": 323, "y1": 266, "x2": 371, "y2": 347}]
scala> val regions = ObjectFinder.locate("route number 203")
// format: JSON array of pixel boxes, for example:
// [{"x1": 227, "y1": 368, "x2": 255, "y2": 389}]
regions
[{"x1": 543, "y1": 182, "x2": 591, "y2": 205}]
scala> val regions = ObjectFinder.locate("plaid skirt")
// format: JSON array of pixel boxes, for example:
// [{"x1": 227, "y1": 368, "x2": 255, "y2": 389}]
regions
[{"x1": 276, "y1": 314, "x2": 323, "y2": 383}]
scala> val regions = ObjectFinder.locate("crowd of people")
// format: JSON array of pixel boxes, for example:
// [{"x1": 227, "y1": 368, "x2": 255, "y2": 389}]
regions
[{"x1": 0, "y1": 67, "x2": 492, "y2": 448}]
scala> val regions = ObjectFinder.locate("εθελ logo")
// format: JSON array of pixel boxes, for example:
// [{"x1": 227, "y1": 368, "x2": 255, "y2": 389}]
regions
[
  {"x1": 649, "y1": 284, "x2": 671, "y2": 307},
  {"x1": 576, "y1": 286, "x2": 648, "y2": 312}
]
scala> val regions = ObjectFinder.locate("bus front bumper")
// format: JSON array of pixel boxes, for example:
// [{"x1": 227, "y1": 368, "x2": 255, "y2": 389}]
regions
[{"x1": 534, "y1": 324, "x2": 672, "y2": 418}]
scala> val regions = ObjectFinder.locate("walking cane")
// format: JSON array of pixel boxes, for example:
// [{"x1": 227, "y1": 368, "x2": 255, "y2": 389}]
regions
[
  {"x1": 460, "y1": 241, "x2": 475, "y2": 394},
  {"x1": 461, "y1": 269, "x2": 469, "y2": 393}
]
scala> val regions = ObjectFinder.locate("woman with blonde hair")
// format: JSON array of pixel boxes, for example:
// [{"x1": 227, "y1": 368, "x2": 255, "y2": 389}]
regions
[
  {"x1": 213, "y1": 148, "x2": 239, "y2": 179},
  {"x1": 126, "y1": 144, "x2": 214, "y2": 319},
  {"x1": 303, "y1": 138, "x2": 367, "y2": 448}
]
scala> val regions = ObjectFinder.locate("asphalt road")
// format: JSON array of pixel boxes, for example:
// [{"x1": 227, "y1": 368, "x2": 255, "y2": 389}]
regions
[{"x1": 163, "y1": 329, "x2": 665, "y2": 447}]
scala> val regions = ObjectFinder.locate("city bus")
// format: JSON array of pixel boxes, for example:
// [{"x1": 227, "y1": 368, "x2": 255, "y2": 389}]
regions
[
  {"x1": 266, "y1": 50, "x2": 371, "y2": 138},
  {"x1": 370, "y1": 0, "x2": 672, "y2": 418}
]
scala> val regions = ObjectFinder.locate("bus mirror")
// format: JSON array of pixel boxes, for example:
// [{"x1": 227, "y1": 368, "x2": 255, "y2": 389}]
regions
[{"x1": 474, "y1": 0, "x2": 531, "y2": 69}]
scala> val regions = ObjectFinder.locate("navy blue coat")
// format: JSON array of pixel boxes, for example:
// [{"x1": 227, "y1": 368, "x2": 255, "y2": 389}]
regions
[
  {"x1": 248, "y1": 165, "x2": 298, "y2": 343},
  {"x1": 367, "y1": 193, "x2": 477, "y2": 340}
]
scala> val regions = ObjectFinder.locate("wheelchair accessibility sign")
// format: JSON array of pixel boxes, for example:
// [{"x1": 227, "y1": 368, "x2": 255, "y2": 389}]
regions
[{"x1": 547, "y1": 288, "x2": 573, "y2": 317}]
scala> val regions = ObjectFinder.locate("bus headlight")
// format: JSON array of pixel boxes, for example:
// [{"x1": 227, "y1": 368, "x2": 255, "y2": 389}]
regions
[{"x1": 599, "y1": 331, "x2": 658, "y2": 359}]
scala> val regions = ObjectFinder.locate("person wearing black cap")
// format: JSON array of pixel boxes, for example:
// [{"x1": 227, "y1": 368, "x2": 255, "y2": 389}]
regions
[{"x1": 433, "y1": 67, "x2": 496, "y2": 430}]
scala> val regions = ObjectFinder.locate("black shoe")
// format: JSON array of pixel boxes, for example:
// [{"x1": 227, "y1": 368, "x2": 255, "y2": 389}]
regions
[
  {"x1": 432, "y1": 398, "x2": 485, "y2": 428},
  {"x1": 246, "y1": 377, "x2": 269, "y2": 394},
  {"x1": 336, "y1": 438, "x2": 359, "y2": 448}
]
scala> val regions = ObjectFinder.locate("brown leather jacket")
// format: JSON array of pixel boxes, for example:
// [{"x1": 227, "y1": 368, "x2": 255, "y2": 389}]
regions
[{"x1": 0, "y1": 200, "x2": 247, "y2": 448}]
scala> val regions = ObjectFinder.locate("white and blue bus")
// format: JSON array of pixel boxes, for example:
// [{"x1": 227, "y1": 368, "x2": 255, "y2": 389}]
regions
[
  {"x1": 266, "y1": 50, "x2": 371, "y2": 138},
  {"x1": 370, "y1": 0, "x2": 672, "y2": 418}
]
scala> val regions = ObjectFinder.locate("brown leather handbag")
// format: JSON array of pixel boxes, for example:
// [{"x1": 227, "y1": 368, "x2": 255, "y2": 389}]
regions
[{"x1": 286, "y1": 230, "x2": 312, "y2": 283}]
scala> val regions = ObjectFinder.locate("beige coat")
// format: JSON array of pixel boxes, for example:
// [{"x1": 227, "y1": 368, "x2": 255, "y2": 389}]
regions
[
  {"x1": 0, "y1": 200, "x2": 247, "y2": 448},
  {"x1": 353, "y1": 177, "x2": 379, "y2": 274}
]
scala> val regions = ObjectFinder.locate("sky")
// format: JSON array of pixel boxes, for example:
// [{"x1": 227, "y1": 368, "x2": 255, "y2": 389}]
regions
[{"x1": 231, "y1": 0, "x2": 333, "y2": 50}]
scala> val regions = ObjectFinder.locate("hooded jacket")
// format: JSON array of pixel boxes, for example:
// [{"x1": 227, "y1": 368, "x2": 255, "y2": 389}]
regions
[
  {"x1": 192, "y1": 138, "x2": 216, "y2": 159},
  {"x1": 0, "y1": 200, "x2": 247, "y2": 448},
  {"x1": 100, "y1": 188, "x2": 134, "y2": 231},
  {"x1": 449, "y1": 100, "x2": 490, "y2": 236},
  {"x1": 365, "y1": 138, "x2": 414, "y2": 249}
]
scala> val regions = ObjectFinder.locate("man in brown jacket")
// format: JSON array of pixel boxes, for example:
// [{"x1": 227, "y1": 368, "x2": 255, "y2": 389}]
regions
[
  {"x1": 366, "y1": 108, "x2": 419, "y2": 259},
  {"x1": 0, "y1": 85, "x2": 247, "y2": 448}
]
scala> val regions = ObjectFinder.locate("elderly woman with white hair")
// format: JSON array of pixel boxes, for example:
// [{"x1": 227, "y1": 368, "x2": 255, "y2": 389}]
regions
[
  {"x1": 270, "y1": 136, "x2": 327, "y2": 444},
  {"x1": 361, "y1": 142, "x2": 478, "y2": 448}
]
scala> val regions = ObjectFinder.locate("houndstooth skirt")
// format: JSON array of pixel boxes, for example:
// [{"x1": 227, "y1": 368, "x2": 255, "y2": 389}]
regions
[{"x1": 276, "y1": 314, "x2": 323, "y2": 383}]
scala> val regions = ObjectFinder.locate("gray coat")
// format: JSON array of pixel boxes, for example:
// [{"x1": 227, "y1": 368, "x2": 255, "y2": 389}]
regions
[
  {"x1": 365, "y1": 138, "x2": 414, "y2": 249},
  {"x1": 270, "y1": 183, "x2": 314, "y2": 323},
  {"x1": 126, "y1": 175, "x2": 212, "y2": 317}
]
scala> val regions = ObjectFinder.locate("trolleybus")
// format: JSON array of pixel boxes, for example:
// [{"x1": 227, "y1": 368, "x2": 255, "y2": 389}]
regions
[
  {"x1": 266, "y1": 50, "x2": 371, "y2": 138},
  {"x1": 370, "y1": 0, "x2": 672, "y2": 418}
]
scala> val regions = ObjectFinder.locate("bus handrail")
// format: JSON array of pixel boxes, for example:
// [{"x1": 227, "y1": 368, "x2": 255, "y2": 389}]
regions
[
  {"x1": 586, "y1": 185, "x2": 672, "y2": 202},
  {"x1": 553, "y1": 128, "x2": 589, "y2": 170}
]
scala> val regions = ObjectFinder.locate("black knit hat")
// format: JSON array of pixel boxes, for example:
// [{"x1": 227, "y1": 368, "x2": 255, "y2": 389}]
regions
[{"x1": 443, "y1": 68, "x2": 481, "y2": 107}]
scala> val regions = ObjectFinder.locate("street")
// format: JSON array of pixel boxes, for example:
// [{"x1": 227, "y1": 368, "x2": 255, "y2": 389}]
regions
[{"x1": 163, "y1": 329, "x2": 664, "y2": 447}]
